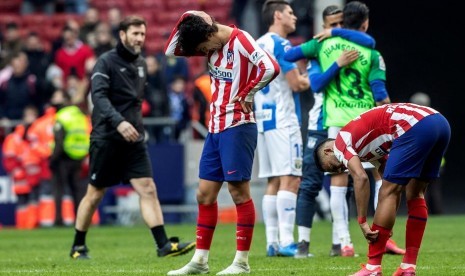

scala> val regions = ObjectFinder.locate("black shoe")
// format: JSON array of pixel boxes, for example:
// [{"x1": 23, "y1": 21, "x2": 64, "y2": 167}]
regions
[
  {"x1": 70, "y1": 245, "x2": 90, "y2": 259},
  {"x1": 157, "y1": 237, "x2": 196, "y2": 257},
  {"x1": 329, "y1": 243, "x2": 341, "y2": 257}
]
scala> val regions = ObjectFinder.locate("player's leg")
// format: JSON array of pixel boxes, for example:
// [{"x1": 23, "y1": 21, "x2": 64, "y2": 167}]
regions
[
  {"x1": 327, "y1": 126, "x2": 353, "y2": 256},
  {"x1": 394, "y1": 114, "x2": 450, "y2": 275},
  {"x1": 217, "y1": 123, "x2": 257, "y2": 275},
  {"x1": 295, "y1": 130, "x2": 326, "y2": 258},
  {"x1": 262, "y1": 177, "x2": 279, "y2": 256},
  {"x1": 265, "y1": 126, "x2": 302, "y2": 257},
  {"x1": 51, "y1": 162, "x2": 65, "y2": 226},
  {"x1": 71, "y1": 183, "x2": 107, "y2": 259},
  {"x1": 257, "y1": 132, "x2": 280, "y2": 256},
  {"x1": 168, "y1": 132, "x2": 224, "y2": 275}
]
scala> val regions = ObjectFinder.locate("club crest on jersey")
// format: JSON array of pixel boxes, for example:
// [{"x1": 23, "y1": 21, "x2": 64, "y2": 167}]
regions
[
  {"x1": 227, "y1": 50, "x2": 234, "y2": 64},
  {"x1": 137, "y1": 66, "x2": 144, "y2": 78}
]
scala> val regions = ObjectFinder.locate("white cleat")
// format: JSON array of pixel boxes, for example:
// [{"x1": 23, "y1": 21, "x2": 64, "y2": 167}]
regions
[
  {"x1": 216, "y1": 262, "x2": 250, "y2": 275},
  {"x1": 167, "y1": 261, "x2": 209, "y2": 275}
]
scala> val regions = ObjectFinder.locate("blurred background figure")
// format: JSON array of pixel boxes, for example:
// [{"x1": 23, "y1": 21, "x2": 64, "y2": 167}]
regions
[
  {"x1": 0, "y1": 22, "x2": 23, "y2": 69},
  {"x1": 92, "y1": 22, "x2": 116, "y2": 57},
  {"x1": 79, "y1": 6, "x2": 101, "y2": 45},
  {"x1": 2, "y1": 105, "x2": 40, "y2": 229},
  {"x1": 410, "y1": 91, "x2": 445, "y2": 215},
  {"x1": 167, "y1": 76, "x2": 191, "y2": 142},
  {"x1": 0, "y1": 52, "x2": 40, "y2": 121},
  {"x1": 49, "y1": 90, "x2": 90, "y2": 226},
  {"x1": 107, "y1": 7, "x2": 124, "y2": 40},
  {"x1": 21, "y1": 0, "x2": 56, "y2": 15}
]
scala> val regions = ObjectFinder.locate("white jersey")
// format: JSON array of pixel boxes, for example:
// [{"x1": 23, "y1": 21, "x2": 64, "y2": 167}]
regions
[{"x1": 254, "y1": 32, "x2": 301, "y2": 133}]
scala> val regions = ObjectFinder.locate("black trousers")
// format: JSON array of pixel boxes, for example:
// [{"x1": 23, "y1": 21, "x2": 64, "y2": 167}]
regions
[{"x1": 51, "y1": 156, "x2": 86, "y2": 225}]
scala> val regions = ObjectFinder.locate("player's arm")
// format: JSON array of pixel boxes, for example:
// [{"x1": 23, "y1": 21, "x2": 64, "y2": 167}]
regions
[
  {"x1": 346, "y1": 155, "x2": 379, "y2": 242},
  {"x1": 283, "y1": 39, "x2": 319, "y2": 62},
  {"x1": 233, "y1": 32, "x2": 280, "y2": 112},
  {"x1": 368, "y1": 51, "x2": 390, "y2": 105},
  {"x1": 277, "y1": 38, "x2": 309, "y2": 92},
  {"x1": 314, "y1": 28, "x2": 376, "y2": 48},
  {"x1": 308, "y1": 50, "x2": 359, "y2": 92}
]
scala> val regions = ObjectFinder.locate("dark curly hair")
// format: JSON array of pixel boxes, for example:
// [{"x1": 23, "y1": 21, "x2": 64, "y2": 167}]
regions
[
  {"x1": 313, "y1": 138, "x2": 335, "y2": 172},
  {"x1": 178, "y1": 14, "x2": 218, "y2": 56},
  {"x1": 343, "y1": 1, "x2": 369, "y2": 30}
]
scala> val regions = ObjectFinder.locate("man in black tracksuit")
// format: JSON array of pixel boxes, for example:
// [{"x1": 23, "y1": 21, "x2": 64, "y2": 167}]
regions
[{"x1": 69, "y1": 15, "x2": 195, "y2": 259}]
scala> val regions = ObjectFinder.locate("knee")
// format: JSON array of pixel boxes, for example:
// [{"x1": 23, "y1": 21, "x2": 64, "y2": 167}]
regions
[
  {"x1": 196, "y1": 189, "x2": 217, "y2": 205},
  {"x1": 138, "y1": 180, "x2": 157, "y2": 198}
]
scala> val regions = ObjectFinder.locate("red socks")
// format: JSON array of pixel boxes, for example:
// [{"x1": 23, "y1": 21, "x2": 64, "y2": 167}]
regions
[
  {"x1": 236, "y1": 199, "x2": 255, "y2": 251},
  {"x1": 368, "y1": 224, "x2": 392, "y2": 265},
  {"x1": 403, "y1": 198, "x2": 428, "y2": 265},
  {"x1": 196, "y1": 202, "x2": 218, "y2": 250}
]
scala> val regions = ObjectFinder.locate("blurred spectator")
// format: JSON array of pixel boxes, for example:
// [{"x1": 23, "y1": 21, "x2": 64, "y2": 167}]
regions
[
  {"x1": 230, "y1": 0, "x2": 267, "y2": 36},
  {"x1": 92, "y1": 22, "x2": 116, "y2": 57},
  {"x1": 192, "y1": 70, "x2": 211, "y2": 131},
  {"x1": 65, "y1": 68, "x2": 90, "y2": 111},
  {"x1": 158, "y1": 55, "x2": 190, "y2": 90},
  {"x1": 54, "y1": 24, "x2": 95, "y2": 82},
  {"x1": 145, "y1": 55, "x2": 169, "y2": 143},
  {"x1": 49, "y1": 90, "x2": 90, "y2": 226},
  {"x1": 45, "y1": 63, "x2": 64, "y2": 91},
  {"x1": 64, "y1": 0, "x2": 88, "y2": 14},
  {"x1": 21, "y1": 0, "x2": 56, "y2": 15},
  {"x1": 23, "y1": 32, "x2": 52, "y2": 107},
  {"x1": 146, "y1": 56, "x2": 169, "y2": 117},
  {"x1": 79, "y1": 7, "x2": 101, "y2": 45},
  {"x1": 168, "y1": 76, "x2": 191, "y2": 141},
  {"x1": 107, "y1": 7, "x2": 123, "y2": 40},
  {"x1": 2, "y1": 105, "x2": 41, "y2": 229},
  {"x1": 409, "y1": 91, "x2": 444, "y2": 214},
  {"x1": 0, "y1": 52, "x2": 40, "y2": 120},
  {"x1": 0, "y1": 22, "x2": 23, "y2": 69},
  {"x1": 290, "y1": 0, "x2": 315, "y2": 40},
  {"x1": 23, "y1": 32, "x2": 51, "y2": 80}
]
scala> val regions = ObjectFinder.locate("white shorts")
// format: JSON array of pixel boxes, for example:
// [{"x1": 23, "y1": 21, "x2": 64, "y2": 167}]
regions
[
  {"x1": 327, "y1": 126, "x2": 375, "y2": 170},
  {"x1": 257, "y1": 126, "x2": 303, "y2": 178}
]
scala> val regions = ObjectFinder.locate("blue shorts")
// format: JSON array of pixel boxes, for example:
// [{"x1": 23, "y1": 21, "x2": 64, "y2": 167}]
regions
[
  {"x1": 199, "y1": 123, "x2": 257, "y2": 182},
  {"x1": 384, "y1": 114, "x2": 451, "y2": 185}
]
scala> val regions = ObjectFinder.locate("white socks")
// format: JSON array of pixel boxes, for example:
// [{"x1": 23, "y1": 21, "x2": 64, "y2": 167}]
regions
[
  {"x1": 330, "y1": 186, "x2": 351, "y2": 247},
  {"x1": 262, "y1": 195, "x2": 278, "y2": 247},
  {"x1": 233, "y1": 250, "x2": 249, "y2": 264},
  {"x1": 277, "y1": 190, "x2": 297, "y2": 247},
  {"x1": 374, "y1": 179, "x2": 382, "y2": 210},
  {"x1": 191, "y1": 249, "x2": 209, "y2": 264},
  {"x1": 298, "y1": 226, "x2": 311, "y2": 243}
]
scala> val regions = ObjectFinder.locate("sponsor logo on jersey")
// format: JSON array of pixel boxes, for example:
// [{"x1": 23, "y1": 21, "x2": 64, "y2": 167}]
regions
[
  {"x1": 250, "y1": 50, "x2": 264, "y2": 63},
  {"x1": 209, "y1": 66, "x2": 233, "y2": 82},
  {"x1": 379, "y1": 56, "x2": 386, "y2": 71},
  {"x1": 254, "y1": 109, "x2": 272, "y2": 121}
]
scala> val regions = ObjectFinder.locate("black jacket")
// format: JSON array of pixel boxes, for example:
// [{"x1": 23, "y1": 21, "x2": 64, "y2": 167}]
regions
[{"x1": 90, "y1": 42, "x2": 147, "y2": 142}]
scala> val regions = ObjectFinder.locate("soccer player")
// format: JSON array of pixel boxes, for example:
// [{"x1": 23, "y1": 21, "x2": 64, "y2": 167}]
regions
[
  {"x1": 164, "y1": 11, "x2": 279, "y2": 275},
  {"x1": 254, "y1": 0, "x2": 310, "y2": 257},
  {"x1": 313, "y1": 103, "x2": 451, "y2": 276},
  {"x1": 291, "y1": 4, "x2": 367, "y2": 258},
  {"x1": 69, "y1": 15, "x2": 195, "y2": 260},
  {"x1": 285, "y1": 1, "x2": 390, "y2": 257}
]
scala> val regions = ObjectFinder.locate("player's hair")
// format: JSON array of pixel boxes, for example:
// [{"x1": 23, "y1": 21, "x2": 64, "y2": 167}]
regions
[
  {"x1": 343, "y1": 1, "x2": 369, "y2": 30},
  {"x1": 322, "y1": 5, "x2": 342, "y2": 20},
  {"x1": 262, "y1": 0, "x2": 291, "y2": 28},
  {"x1": 177, "y1": 14, "x2": 219, "y2": 56},
  {"x1": 313, "y1": 138, "x2": 335, "y2": 172},
  {"x1": 119, "y1": 15, "x2": 146, "y2": 32}
]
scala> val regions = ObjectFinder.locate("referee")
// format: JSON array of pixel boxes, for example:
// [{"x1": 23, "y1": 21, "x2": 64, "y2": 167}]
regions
[{"x1": 70, "y1": 15, "x2": 195, "y2": 259}]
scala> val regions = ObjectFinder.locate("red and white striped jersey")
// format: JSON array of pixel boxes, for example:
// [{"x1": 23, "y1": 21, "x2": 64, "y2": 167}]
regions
[
  {"x1": 334, "y1": 103, "x2": 439, "y2": 167},
  {"x1": 164, "y1": 11, "x2": 279, "y2": 133}
]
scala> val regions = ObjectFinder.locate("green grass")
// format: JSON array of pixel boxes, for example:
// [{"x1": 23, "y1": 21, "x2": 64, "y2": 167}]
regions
[{"x1": 1, "y1": 215, "x2": 464, "y2": 275}]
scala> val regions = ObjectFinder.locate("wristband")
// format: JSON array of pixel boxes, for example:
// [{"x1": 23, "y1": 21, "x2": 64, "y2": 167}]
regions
[{"x1": 357, "y1": 216, "x2": 367, "y2": 224}]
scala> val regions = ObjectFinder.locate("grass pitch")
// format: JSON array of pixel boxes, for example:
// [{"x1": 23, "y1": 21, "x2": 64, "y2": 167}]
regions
[{"x1": 0, "y1": 215, "x2": 464, "y2": 275}]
